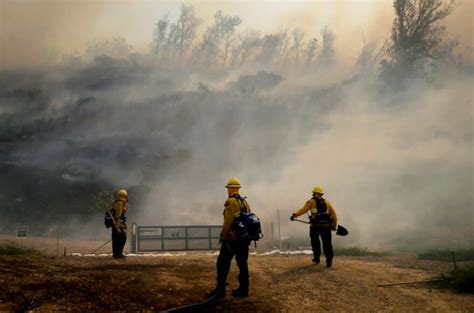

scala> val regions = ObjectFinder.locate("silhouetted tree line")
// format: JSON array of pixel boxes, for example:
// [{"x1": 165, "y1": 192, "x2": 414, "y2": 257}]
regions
[
  {"x1": 148, "y1": 1, "x2": 464, "y2": 82},
  {"x1": 148, "y1": 4, "x2": 338, "y2": 72},
  {"x1": 74, "y1": 1, "x2": 467, "y2": 85}
]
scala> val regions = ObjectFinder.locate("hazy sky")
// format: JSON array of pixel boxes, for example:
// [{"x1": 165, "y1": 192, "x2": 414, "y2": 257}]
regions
[{"x1": 1, "y1": 0, "x2": 472, "y2": 69}]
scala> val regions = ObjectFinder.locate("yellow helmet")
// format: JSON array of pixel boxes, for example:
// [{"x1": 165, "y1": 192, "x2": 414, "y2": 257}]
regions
[
  {"x1": 225, "y1": 177, "x2": 241, "y2": 188},
  {"x1": 117, "y1": 189, "x2": 128, "y2": 198},
  {"x1": 312, "y1": 186, "x2": 324, "y2": 194}
]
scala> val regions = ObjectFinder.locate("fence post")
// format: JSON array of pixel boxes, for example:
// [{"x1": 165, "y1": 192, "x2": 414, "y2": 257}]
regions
[
  {"x1": 131, "y1": 223, "x2": 137, "y2": 254},
  {"x1": 209, "y1": 226, "x2": 212, "y2": 250},
  {"x1": 185, "y1": 227, "x2": 189, "y2": 250}
]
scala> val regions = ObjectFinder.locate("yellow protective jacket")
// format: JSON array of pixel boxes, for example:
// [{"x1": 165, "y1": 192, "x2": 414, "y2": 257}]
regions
[
  {"x1": 221, "y1": 195, "x2": 251, "y2": 241},
  {"x1": 294, "y1": 197, "x2": 338, "y2": 226},
  {"x1": 113, "y1": 196, "x2": 128, "y2": 230}
]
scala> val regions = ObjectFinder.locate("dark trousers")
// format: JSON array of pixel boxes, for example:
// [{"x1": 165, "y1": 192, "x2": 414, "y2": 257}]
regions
[
  {"x1": 216, "y1": 239, "x2": 250, "y2": 290},
  {"x1": 112, "y1": 228, "x2": 127, "y2": 256},
  {"x1": 310, "y1": 226, "x2": 333, "y2": 263}
]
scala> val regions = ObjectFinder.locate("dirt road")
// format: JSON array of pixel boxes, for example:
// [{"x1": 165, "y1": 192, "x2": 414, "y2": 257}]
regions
[{"x1": 1, "y1": 252, "x2": 473, "y2": 312}]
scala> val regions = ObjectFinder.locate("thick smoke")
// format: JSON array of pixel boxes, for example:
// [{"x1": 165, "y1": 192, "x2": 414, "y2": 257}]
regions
[
  {"x1": 277, "y1": 78, "x2": 473, "y2": 249},
  {"x1": 0, "y1": 2, "x2": 472, "y2": 250}
]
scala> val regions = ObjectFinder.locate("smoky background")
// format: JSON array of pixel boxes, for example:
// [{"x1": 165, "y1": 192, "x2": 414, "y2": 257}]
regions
[{"x1": 0, "y1": 1, "x2": 472, "y2": 251}]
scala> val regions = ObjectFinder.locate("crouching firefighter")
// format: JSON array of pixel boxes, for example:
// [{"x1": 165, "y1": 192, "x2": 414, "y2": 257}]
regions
[
  {"x1": 291, "y1": 186, "x2": 338, "y2": 267},
  {"x1": 112, "y1": 189, "x2": 128, "y2": 259},
  {"x1": 207, "y1": 177, "x2": 252, "y2": 299}
]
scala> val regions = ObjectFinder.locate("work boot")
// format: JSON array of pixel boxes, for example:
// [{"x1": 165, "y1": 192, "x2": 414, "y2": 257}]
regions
[
  {"x1": 205, "y1": 286, "x2": 226, "y2": 300},
  {"x1": 326, "y1": 259, "x2": 332, "y2": 268},
  {"x1": 312, "y1": 258, "x2": 320, "y2": 264},
  {"x1": 232, "y1": 288, "x2": 249, "y2": 298}
]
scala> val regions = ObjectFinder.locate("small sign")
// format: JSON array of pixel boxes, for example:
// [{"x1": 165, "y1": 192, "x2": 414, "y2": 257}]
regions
[
  {"x1": 17, "y1": 226, "x2": 28, "y2": 238},
  {"x1": 171, "y1": 231, "x2": 180, "y2": 238}
]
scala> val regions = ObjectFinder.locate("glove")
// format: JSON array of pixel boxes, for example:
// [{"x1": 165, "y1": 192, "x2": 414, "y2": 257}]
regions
[{"x1": 290, "y1": 213, "x2": 296, "y2": 221}]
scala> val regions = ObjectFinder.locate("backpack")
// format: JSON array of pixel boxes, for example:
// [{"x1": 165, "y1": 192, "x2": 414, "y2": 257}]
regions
[
  {"x1": 310, "y1": 197, "x2": 333, "y2": 227},
  {"x1": 233, "y1": 195, "x2": 264, "y2": 245},
  {"x1": 240, "y1": 212, "x2": 264, "y2": 242},
  {"x1": 104, "y1": 209, "x2": 115, "y2": 228}
]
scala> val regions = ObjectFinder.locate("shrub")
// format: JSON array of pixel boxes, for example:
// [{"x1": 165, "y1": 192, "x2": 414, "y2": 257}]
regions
[
  {"x1": 0, "y1": 243, "x2": 40, "y2": 255},
  {"x1": 434, "y1": 267, "x2": 474, "y2": 293},
  {"x1": 418, "y1": 249, "x2": 474, "y2": 262},
  {"x1": 448, "y1": 267, "x2": 474, "y2": 293}
]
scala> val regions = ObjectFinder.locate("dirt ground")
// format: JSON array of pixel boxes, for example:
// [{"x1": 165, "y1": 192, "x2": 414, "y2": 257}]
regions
[{"x1": 1, "y1": 237, "x2": 473, "y2": 312}]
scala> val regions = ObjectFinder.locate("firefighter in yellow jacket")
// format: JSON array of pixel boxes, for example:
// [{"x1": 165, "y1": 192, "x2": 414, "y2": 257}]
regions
[
  {"x1": 112, "y1": 189, "x2": 128, "y2": 259},
  {"x1": 207, "y1": 177, "x2": 251, "y2": 299},
  {"x1": 291, "y1": 186, "x2": 337, "y2": 267}
]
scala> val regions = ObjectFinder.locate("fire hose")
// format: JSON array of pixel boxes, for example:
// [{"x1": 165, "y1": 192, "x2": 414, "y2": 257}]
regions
[
  {"x1": 160, "y1": 283, "x2": 225, "y2": 313},
  {"x1": 90, "y1": 211, "x2": 120, "y2": 254},
  {"x1": 160, "y1": 242, "x2": 234, "y2": 312},
  {"x1": 90, "y1": 239, "x2": 112, "y2": 254}
]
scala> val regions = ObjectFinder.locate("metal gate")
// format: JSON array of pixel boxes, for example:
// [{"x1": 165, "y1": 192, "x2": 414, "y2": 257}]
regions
[{"x1": 131, "y1": 223, "x2": 221, "y2": 253}]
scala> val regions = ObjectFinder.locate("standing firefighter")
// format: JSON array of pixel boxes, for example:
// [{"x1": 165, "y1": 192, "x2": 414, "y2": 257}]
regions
[
  {"x1": 207, "y1": 177, "x2": 252, "y2": 299},
  {"x1": 112, "y1": 189, "x2": 128, "y2": 259},
  {"x1": 291, "y1": 186, "x2": 338, "y2": 267}
]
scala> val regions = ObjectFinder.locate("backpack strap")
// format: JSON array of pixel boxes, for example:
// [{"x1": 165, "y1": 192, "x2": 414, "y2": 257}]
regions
[
  {"x1": 311, "y1": 197, "x2": 332, "y2": 226},
  {"x1": 231, "y1": 194, "x2": 258, "y2": 246},
  {"x1": 312, "y1": 197, "x2": 327, "y2": 213},
  {"x1": 231, "y1": 194, "x2": 249, "y2": 214}
]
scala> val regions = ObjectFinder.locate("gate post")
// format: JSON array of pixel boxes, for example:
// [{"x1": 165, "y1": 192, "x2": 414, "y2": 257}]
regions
[{"x1": 131, "y1": 223, "x2": 137, "y2": 254}]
